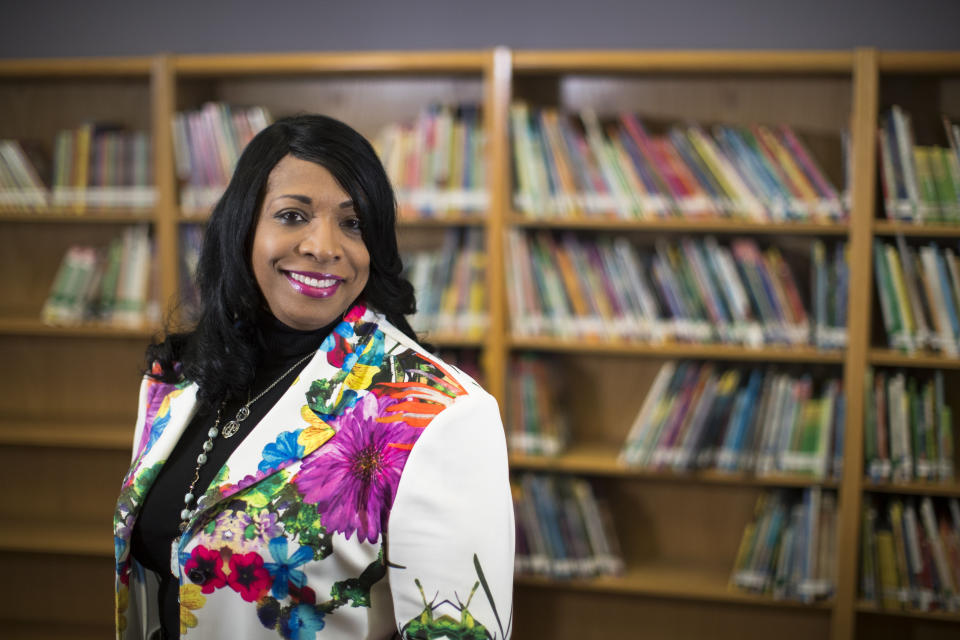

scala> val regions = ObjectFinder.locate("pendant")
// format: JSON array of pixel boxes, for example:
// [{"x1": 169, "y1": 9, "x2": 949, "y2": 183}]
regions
[{"x1": 221, "y1": 420, "x2": 240, "y2": 439}]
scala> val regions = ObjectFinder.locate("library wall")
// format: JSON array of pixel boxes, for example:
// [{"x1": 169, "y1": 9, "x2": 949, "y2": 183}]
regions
[{"x1": 2, "y1": 0, "x2": 960, "y2": 58}]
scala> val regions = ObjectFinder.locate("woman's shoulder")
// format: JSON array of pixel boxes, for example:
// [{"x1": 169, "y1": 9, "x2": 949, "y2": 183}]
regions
[{"x1": 372, "y1": 314, "x2": 488, "y2": 400}]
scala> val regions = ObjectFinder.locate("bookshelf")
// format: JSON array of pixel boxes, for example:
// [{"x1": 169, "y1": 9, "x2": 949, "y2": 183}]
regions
[{"x1": 1, "y1": 47, "x2": 959, "y2": 640}]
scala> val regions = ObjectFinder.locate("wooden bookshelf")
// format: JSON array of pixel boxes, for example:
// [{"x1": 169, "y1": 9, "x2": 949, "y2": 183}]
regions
[
  {"x1": 873, "y1": 220, "x2": 960, "y2": 236},
  {"x1": 511, "y1": 214, "x2": 850, "y2": 235},
  {"x1": 0, "y1": 208, "x2": 156, "y2": 222},
  {"x1": 869, "y1": 348, "x2": 960, "y2": 369},
  {"x1": 0, "y1": 419, "x2": 131, "y2": 450},
  {"x1": 509, "y1": 335, "x2": 846, "y2": 363},
  {"x1": 511, "y1": 443, "x2": 840, "y2": 489},
  {"x1": 2, "y1": 47, "x2": 959, "y2": 640},
  {"x1": 516, "y1": 560, "x2": 833, "y2": 609},
  {"x1": 0, "y1": 521, "x2": 113, "y2": 556},
  {"x1": 0, "y1": 317, "x2": 158, "y2": 338}
]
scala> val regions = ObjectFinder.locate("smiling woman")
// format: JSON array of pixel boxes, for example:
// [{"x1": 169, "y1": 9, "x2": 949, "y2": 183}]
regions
[
  {"x1": 113, "y1": 115, "x2": 514, "y2": 640},
  {"x1": 251, "y1": 156, "x2": 371, "y2": 331}
]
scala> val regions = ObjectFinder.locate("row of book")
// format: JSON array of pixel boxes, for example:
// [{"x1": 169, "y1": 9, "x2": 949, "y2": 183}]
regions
[
  {"x1": 0, "y1": 127, "x2": 155, "y2": 211},
  {"x1": 506, "y1": 230, "x2": 848, "y2": 348},
  {"x1": 513, "y1": 472, "x2": 624, "y2": 579},
  {"x1": 730, "y1": 488, "x2": 836, "y2": 603},
  {"x1": 374, "y1": 103, "x2": 488, "y2": 216},
  {"x1": 41, "y1": 224, "x2": 157, "y2": 326},
  {"x1": 861, "y1": 494, "x2": 960, "y2": 612},
  {"x1": 864, "y1": 369, "x2": 955, "y2": 484},
  {"x1": 874, "y1": 239, "x2": 960, "y2": 355},
  {"x1": 621, "y1": 362, "x2": 844, "y2": 480},
  {"x1": 506, "y1": 355, "x2": 570, "y2": 457},
  {"x1": 172, "y1": 102, "x2": 273, "y2": 213},
  {"x1": 510, "y1": 104, "x2": 848, "y2": 222},
  {"x1": 402, "y1": 228, "x2": 487, "y2": 338},
  {"x1": 878, "y1": 106, "x2": 960, "y2": 223}
]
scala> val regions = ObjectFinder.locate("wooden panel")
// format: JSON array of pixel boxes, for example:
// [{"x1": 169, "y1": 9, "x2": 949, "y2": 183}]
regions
[
  {"x1": 513, "y1": 587, "x2": 830, "y2": 640},
  {"x1": 604, "y1": 481, "x2": 760, "y2": 566},
  {"x1": 0, "y1": 334, "x2": 143, "y2": 421},
  {"x1": 856, "y1": 610, "x2": 960, "y2": 639},
  {"x1": 0, "y1": 446, "x2": 129, "y2": 523},
  {"x1": 0, "y1": 78, "x2": 152, "y2": 141},
  {"x1": 0, "y1": 552, "x2": 114, "y2": 629}
]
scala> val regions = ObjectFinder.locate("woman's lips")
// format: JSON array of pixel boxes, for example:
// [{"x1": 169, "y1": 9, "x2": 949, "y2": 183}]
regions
[{"x1": 284, "y1": 271, "x2": 343, "y2": 299}]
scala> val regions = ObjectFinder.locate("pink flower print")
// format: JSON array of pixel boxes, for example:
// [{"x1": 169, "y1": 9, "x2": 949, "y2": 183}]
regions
[{"x1": 294, "y1": 393, "x2": 419, "y2": 543}]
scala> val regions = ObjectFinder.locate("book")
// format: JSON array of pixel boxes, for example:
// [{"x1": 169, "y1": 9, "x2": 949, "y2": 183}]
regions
[{"x1": 512, "y1": 472, "x2": 624, "y2": 579}]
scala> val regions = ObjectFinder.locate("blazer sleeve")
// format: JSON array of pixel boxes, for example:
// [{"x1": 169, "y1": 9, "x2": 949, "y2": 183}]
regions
[
  {"x1": 386, "y1": 389, "x2": 515, "y2": 640},
  {"x1": 129, "y1": 374, "x2": 152, "y2": 462}
]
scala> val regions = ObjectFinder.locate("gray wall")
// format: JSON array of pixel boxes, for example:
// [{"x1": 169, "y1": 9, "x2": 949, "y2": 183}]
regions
[{"x1": 2, "y1": 0, "x2": 959, "y2": 58}]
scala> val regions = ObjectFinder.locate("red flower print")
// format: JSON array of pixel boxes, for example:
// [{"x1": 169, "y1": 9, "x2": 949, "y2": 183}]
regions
[
  {"x1": 227, "y1": 552, "x2": 272, "y2": 602},
  {"x1": 184, "y1": 545, "x2": 227, "y2": 594}
]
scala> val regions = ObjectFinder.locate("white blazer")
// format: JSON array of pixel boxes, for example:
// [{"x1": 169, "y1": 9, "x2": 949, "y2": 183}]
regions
[{"x1": 114, "y1": 303, "x2": 514, "y2": 639}]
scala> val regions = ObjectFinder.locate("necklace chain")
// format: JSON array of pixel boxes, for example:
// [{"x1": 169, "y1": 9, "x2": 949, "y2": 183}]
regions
[{"x1": 178, "y1": 350, "x2": 315, "y2": 532}]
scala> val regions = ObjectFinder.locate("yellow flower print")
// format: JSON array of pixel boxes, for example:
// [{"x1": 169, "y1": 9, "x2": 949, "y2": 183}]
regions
[
  {"x1": 116, "y1": 584, "x2": 129, "y2": 634},
  {"x1": 180, "y1": 583, "x2": 206, "y2": 635},
  {"x1": 297, "y1": 405, "x2": 335, "y2": 455},
  {"x1": 344, "y1": 363, "x2": 380, "y2": 392}
]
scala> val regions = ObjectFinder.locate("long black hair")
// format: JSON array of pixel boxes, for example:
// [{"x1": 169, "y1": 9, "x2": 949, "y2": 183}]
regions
[{"x1": 147, "y1": 114, "x2": 418, "y2": 408}]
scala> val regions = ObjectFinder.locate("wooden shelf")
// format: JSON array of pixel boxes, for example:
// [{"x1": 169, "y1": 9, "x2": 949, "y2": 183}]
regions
[
  {"x1": 0, "y1": 56, "x2": 154, "y2": 77},
  {"x1": 510, "y1": 336, "x2": 845, "y2": 363},
  {"x1": 174, "y1": 51, "x2": 489, "y2": 75},
  {"x1": 869, "y1": 348, "x2": 960, "y2": 369},
  {"x1": 873, "y1": 220, "x2": 960, "y2": 237},
  {"x1": 0, "y1": 521, "x2": 112, "y2": 556},
  {"x1": 856, "y1": 601, "x2": 960, "y2": 623},
  {"x1": 511, "y1": 215, "x2": 849, "y2": 235},
  {"x1": 0, "y1": 419, "x2": 131, "y2": 450},
  {"x1": 419, "y1": 332, "x2": 486, "y2": 348},
  {"x1": 0, "y1": 317, "x2": 158, "y2": 339},
  {"x1": 862, "y1": 481, "x2": 960, "y2": 499},
  {"x1": 512, "y1": 50, "x2": 853, "y2": 74},
  {"x1": 516, "y1": 560, "x2": 834, "y2": 610},
  {"x1": 510, "y1": 443, "x2": 839, "y2": 489},
  {"x1": 877, "y1": 52, "x2": 960, "y2": 73},
  {"x1": 0, "y1": 208, "x2": 155, "y2": 223}
]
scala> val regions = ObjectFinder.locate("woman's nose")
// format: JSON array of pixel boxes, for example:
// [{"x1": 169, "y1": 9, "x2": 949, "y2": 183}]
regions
[{"x1": 297, "y1": 219, "x2": 341, "y2": 261}]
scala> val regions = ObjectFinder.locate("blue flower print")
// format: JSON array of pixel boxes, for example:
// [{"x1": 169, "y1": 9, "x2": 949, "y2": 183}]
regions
[
  {"x1": 259, "y1": 430, "x2": 306, "y2": 473},
  {"x1": 264, "y1": 537, "x2": 312, "y2": 599},
  {"x1": 284, "y1": 604, "x2": 325, "y2": 640}
]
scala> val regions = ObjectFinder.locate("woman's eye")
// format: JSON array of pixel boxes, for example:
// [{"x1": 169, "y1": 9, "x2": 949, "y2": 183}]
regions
[
  {"x1": 275, "y1": 209, "x2": 307, "y2": 223},
  {"x1": 342, "y1": 217, "x2": 362, "y2": 231}
]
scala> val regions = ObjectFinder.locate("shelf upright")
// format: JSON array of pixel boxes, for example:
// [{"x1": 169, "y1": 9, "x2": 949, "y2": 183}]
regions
[{"x1": 831, "y1": 46, "x2": 879, "y2": 640}]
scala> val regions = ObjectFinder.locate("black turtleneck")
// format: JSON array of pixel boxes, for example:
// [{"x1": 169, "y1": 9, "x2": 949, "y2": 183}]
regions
[{"x1": 130, "y1": 313, "x2": 337, "y2": 639}]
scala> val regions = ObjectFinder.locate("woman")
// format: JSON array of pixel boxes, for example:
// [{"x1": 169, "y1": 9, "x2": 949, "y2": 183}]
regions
[{"x1": 114, "y1": 114, "x2": 514, "y2": 640}]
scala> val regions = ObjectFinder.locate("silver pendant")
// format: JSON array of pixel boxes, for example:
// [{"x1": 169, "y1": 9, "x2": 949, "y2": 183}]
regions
[{"x1": 221, "y1": 420, "x2": 240, "y2": 439}]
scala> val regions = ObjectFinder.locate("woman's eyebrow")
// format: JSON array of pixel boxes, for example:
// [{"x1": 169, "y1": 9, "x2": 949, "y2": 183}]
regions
[
  {"x1": 271, "y1": 194, "x2": 313, "y2": 205},
  {"x1": 339, "y1": 200, "x2": 355, "y2": 209}
]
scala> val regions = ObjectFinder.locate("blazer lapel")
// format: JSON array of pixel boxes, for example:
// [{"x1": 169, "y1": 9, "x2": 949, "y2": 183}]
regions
[{"x1": 115, "y1": 383, "x2": 199, "y2": 563}]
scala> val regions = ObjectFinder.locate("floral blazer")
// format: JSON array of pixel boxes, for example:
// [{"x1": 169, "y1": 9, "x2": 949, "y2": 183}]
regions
[{"x1": 114, "y1": 304, "x2": 514, "y2": 639}]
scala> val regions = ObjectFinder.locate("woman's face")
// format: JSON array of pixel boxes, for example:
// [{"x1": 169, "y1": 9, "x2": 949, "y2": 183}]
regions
[{"x1": 251, "y1": 154, "x2": 370, "y2": 331}]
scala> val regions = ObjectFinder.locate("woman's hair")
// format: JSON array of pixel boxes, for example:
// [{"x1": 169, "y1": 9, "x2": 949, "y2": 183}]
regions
[{"x1": 147, "y1": 114, "x2": 419, "y2": 407}]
